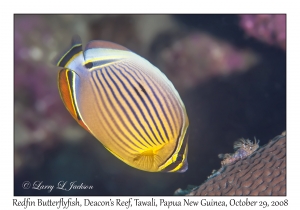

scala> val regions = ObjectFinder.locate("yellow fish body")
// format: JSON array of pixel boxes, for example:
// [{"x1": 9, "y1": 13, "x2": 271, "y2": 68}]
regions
[{"x1": 55, "y1": 35, "x2": 189, "y2": 172}]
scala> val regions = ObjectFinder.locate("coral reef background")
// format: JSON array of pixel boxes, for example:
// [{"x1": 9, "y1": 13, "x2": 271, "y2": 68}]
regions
[
  {"x1": 177, "y1": 133, "x2": 286, "y2": 196},
  {"x1": 14, "y1": 14, "x2": 286, "y2": 195}
]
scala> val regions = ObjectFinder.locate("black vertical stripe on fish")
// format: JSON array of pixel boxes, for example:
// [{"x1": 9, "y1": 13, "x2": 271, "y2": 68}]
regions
[
  {"x1": 141, "y1": 75, "x2": 177, "y2": 138},
  {"x1": 118, "y1": 65, "x2": 170, "y2": 142},
  {"x1": 160, "y1": 157, "x2": 182, "y2": 172},
  {"x1": 90, "y1": 72, "x2": 137, "y2": 154},
  {"x1": 176, "y1": 129, "x2": 189, "y2": 157},
  {"x1": 57, "y1": 44, "x2": 82, "y2": 67},
  {"x1": 92, "y1": 72, "x2": 139, "y2": 152},
  {"x1": 125, "y1": 68, "x2": 172, "y2": 141},
  {"x1": 110, "y1": 65, "x2": 166, "y2": 146},
  {"x1": 120, "y1": 62, "x2": 178, "y2": 138},
  {"x1": 90, "y1": 97, "x2": 134, "y2": 155},
  {"x1": 160, "y1": 160, "x2": 181, "y2": 172},
  {"x1": 119, "y1": 68, "x2": 167, "y2": 146},
  {"x1": 106, "y1": 66, "x2": 160, "y2": 147},
  {"x1": 158, "y1": 122, "x2": 185, "y2": 170},
  {"x1": 102, "y1": 67, "x2": 155, "y2": 148},
  {"x1": 97, "y1": 73, "x2": 149, "y2": 151},
  {"x1": 119, "y1": 62, "x2": 179, "y2": 134},
  {"x1": 94, "y1": 68, "x2": 146, "y2": 149},
  {"x1": 91, "y1": 72, "x2": 138, "y2": 154},
  {"x1": 115, "y1": 66, "x2": 168, "y2": 144},
  {"x1": 161, "y1": 130, "x2": 189, "y2": 172},
  {"x1": 94, "y1": 70, "x2": 150, "y2": 150},
  {"x1": 124, "y1": 63, "x2": 185, "y2": 166},
  {"x1": 121, "y1": 62, "x2": 143, "y2": 80},
  {"x1": 96, "y1": 69, "x2": 151, "y2": 149},
  {"x1": 130, "y1": 60, "x2": 184, "y2": 131},
  {"x1": 104, "y1": 67, "x2": 158, "y2": 147},
  {"x1": 66, "y1": 70, "x2": 81, "y2": 120},
  {"x1": 133, "y1": 80, "x2": 177, "y2": 140},
  {"x1": 122, "y1": 60, "x2": 182, "y2": 124},
  {"x1": 141, "y1": 77, "x2": 172, "y2": 141}
]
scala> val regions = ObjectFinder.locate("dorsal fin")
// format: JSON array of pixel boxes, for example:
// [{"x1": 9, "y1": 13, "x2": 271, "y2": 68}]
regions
[
  {"x1": 70, "y1": 34, "x2": 82, "y2": 46},
  {"x1": 54, "y1": 35, "x2": 83, "y2": 68},
  {"x1": 84, "y1": 40, "x2": 130, "y2": 52}
]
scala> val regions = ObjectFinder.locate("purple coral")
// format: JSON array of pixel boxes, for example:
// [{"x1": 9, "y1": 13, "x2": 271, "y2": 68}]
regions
[
  {"x1": 14, "y1": 15, "x2": 83, "y2": 174},
  {"x1": 239, "y1": 14, "x2": 286, "y2": 50},
  {"x1": 155, "y1": 32, "x2": 258, "y2": 93}
]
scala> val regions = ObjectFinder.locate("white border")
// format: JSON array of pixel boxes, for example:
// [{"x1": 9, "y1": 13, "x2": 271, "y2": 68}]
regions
[{"x1": 3, "y1": 0, "x2": 299, "y2": 208}]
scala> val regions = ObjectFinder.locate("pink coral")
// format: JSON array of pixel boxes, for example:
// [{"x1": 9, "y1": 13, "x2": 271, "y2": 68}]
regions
[
  {"x1": 14, "y1": 15, "x2": 86, "y2": 174},
  {"x1": 239, "y1": 14, "x2": 286, "y2": 50},
  {"x1": 155, "y1": 32, "x2": 258, "y2": 93}
]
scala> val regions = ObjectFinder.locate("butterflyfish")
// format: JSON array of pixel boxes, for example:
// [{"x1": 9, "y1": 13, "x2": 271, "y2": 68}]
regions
[{"x1": 55, "y1": 35, "x2": 189, "y2": 172}]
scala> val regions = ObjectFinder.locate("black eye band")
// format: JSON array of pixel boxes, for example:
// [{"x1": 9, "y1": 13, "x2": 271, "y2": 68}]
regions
[
  {"x1": 85, "y1": 59, "x2": 121, "y2": 69},
  {"x1": 57, "y1": 44, "x2": 82, "y2": 67},
  {"x1": 85, "y1": 62, "x2": 93, "y2": 69}
]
